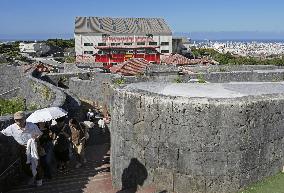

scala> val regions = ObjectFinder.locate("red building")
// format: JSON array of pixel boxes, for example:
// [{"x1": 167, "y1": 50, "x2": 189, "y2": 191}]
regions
[
  {"x1": 75, "y1": 17, "x2": 172, "y2": 67},
  {"x1": 94, "y1": 45, "x2": 160, "y2": 67}
]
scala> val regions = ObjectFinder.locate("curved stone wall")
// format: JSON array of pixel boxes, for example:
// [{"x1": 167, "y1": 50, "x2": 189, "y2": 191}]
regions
[
  {"x1": 68, "y1": 73, "x2": 139, "y2": 106},
  {"x1": 0, "y1": 64, "x2": 66, "y2": 109},
  {"x1": 21, "y1": 74, "x2": 66, "y2": 108},
  {"x1": 43, "y1": 71, "x2": 94, "y2": 87},
  {"x1": 110, "y1": 82, "x2": 284, "y2": 193},
  {"x1": 188, "y1": 64, "x2": 284, "y2": 73}
]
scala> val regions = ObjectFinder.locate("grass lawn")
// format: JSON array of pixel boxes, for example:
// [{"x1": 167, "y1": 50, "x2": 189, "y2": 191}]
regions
[{"x1": 239, "y1": 172, "x2": 284, "y2": 193}]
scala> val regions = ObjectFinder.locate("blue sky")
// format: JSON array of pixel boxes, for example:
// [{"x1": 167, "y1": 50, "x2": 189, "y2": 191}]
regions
[{"x1": 0, "y1": 0, "x2": 284, "y2": 39}]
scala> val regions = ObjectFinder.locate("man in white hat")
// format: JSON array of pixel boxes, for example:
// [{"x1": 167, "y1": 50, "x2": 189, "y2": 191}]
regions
[
  {"x1": 1, "y1": 111, "x2": 43, "y2": 186},
  {"x1": 1, "y1": 111, "x2": 42, "y2": 145}
]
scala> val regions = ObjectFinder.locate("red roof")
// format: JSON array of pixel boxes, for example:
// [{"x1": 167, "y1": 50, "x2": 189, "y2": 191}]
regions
[
  {"x1": 110, "y1": 58, "x2": 151, "y2": 76},
  {"x1": 160, "y1": 54, "x2": 193, "y2": 65},
  {"x1": 161, "y1": 54, "x2": 218, "y2": 65}
]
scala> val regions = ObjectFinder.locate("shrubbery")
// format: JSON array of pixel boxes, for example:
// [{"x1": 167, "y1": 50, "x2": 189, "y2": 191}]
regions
[
  {"x1": 191, "y1": 48, "x2": 284, "y2": 65},
  {"x1": 0, "y1": 97, "x2": 39, "y2": 116},
  {"x1": 45, "y1": 39, "x2": 75, "y2": 49},
  {"x1": 0, "y1": 97, "x2": 25, "y2": 116}
]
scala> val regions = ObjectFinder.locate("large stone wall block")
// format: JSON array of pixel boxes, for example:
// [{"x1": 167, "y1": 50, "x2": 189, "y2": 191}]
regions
[
  {"x1": 177, "y1": 151, "x2": 204, "y2": 176},
  {"x1": 174, "y1": 173, "x2": 206, "y2": 193},
  {"x1": 153, "y1": 168, "x2": 174, "y2": 192},
  {"x1": 144, "y1": 146, "x2": 159, "y2": 168},
  {"x1": 157, "y1": 143, "x2": 179, "y2": 170},
  {"x1": 124, "y1": 93, "x2": 142, "y2": 124},
  {"x1": 205, "y1": 175, "x2": 240, "y2": 193}
]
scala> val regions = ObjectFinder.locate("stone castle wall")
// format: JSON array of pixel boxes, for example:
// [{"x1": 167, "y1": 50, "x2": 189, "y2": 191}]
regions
[
  {"x1": 0, "y1": 65, "x2": 22, "y2": 99},
  {"x1": 0, "y1": 64, "x2": 66, "y2": 108},
  {"x1": 110, "y1": 87, "x2": 284, "y2": 193}
]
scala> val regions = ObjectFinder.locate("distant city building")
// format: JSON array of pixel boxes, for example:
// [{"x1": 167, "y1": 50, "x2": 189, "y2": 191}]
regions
[
  {"x1": 172, "y1": 37, "x2": 192, "y2": 56},
  {"x1": 74, "y1": 17, "x2": 172, "y2": 64},
  {"x1": 193, "y1": 40, "x2": 284, "y2": 57},
  {"x1": 19, "y1": 42, "x2": 50, "y2": 57}
]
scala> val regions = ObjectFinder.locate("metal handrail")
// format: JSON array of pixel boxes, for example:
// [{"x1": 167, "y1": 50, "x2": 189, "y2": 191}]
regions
[
  {"x1": 0, "y1": 87, "x2": 20, "y2": 97},
  {"x1": 0, "y1": 158, "x2": 20, "y2": 178}
]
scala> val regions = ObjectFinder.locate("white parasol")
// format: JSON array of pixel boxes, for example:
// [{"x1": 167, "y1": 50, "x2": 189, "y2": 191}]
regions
[{"x1": 26, "y1": 107, "x2": 68, "y2": 123}]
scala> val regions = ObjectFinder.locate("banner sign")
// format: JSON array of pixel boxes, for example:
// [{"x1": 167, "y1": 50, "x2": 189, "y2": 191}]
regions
[{"x1": 102, "y1": 36, "x2": 154, "y2": 43}]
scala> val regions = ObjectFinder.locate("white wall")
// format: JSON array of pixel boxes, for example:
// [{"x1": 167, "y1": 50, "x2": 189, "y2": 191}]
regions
[
  {"x1": 19, "y1": 42, "x2": 50, "y2": 55},
  {"x1": 75, "y1": 33, "x2": 172, "y2": 63}
]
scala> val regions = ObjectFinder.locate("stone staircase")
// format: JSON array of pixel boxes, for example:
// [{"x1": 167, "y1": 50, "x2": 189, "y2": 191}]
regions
[
  {"x1": 8, "y1": 143, "x2": 112, "y2": 193},
  {"x1": 7, "y1": 143, "x2": 161, "y2": 193}
]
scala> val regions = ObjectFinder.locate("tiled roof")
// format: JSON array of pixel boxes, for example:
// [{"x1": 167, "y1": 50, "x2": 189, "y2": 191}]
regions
[
  {"x1": 110, "y1": 58, "x2": 150, "y2": 76},
  {"x1": 161, "y1": 54, "x2": 218, "y2": 65},
  {"x1": 75, "y1": 17, "x2": 172, "y2": 36},
  {"x1": 160, "y1": 54, "x2": 193, "y2": 65}
]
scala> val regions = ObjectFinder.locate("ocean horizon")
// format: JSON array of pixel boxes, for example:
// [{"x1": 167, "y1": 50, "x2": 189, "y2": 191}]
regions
[
  {"x1": 192, "y1": 39, "x2": 284, "y2": 43},
  {"x1": 1, "y1": 38, "x2": 284, "y2": 43}
]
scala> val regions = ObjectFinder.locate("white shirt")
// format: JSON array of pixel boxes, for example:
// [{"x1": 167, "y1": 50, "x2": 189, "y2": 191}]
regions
[
  {"x1": 1, "y1": 122, "x2": 42, "y2": 145},
  {"x1": 26, "y1": 138, "x2": 39, "y2": 176}
]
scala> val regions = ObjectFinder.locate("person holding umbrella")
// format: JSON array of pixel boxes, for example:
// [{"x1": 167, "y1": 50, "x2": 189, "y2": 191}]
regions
[
  {"x1": 0, "y1": 111, "x2": 43, "y2": 186},
  {"x1": 26, "y1": 106, "x2": 70, "y2": 173}
]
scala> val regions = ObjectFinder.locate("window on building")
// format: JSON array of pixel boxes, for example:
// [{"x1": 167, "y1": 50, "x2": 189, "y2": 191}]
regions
[
  {"x1": 161, "y1": 42, "x2": 169, "y2": 46},
  {"x1": 137, "y1": 42, "x2": 145, "y2": 45},
  {"x1": 124, "y1": 43, "x2": 132, "y2": 46},
  {"x1": 84, "y1": 51, "x2": 93, "y2": 54},
  {"x1": 149, "y1": 42, "x2": 157, "y2": 45},
  {"x1": 126, "y1": 50, "x2": 134, "y2": 54},
  {"x1": 98, "y1": 43, "x2": 107, "y2": 46},
  {"x1": 146, "y1": 49, "x2": 157, "y2": 54},
  {"x1": 84, "y1": 43, "x2": 93, "y2": 46},
  {"x1": 111, "y1": 43, "x2": 120, "y2": 46},
  {"x1": 136, "y1": 49, "x2": 145, "y2": 54},
  {"x1": 98, "y1": 50, "x2": 109, "y2": 55},
  {"x1": 161, "y1": 50, "x2": 169, "y2": 53}
]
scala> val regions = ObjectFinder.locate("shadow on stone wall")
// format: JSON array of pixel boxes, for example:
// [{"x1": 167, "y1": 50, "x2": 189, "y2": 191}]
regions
[{"x1": 117, "y1": 158, "x2": 148, "y2": 193}]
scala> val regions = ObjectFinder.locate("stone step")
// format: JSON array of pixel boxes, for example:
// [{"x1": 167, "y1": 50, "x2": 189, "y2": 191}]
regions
[
  {"x1": 9, "y1": 175, "x2": 110, "y2": 193},
  {"x1": 50, "y1": 164, "x2": 109, "y2": 180}
]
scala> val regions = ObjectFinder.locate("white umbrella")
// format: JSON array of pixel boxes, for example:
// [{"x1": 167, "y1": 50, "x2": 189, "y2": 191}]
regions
[{"x1": 26, "y1": 107, "x2": 68, "y2": 123}]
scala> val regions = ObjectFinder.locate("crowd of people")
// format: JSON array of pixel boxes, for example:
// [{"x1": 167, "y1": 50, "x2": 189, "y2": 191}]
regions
[{"x1": 0, "y1": 110, "x2": 94, "y2": 187}]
